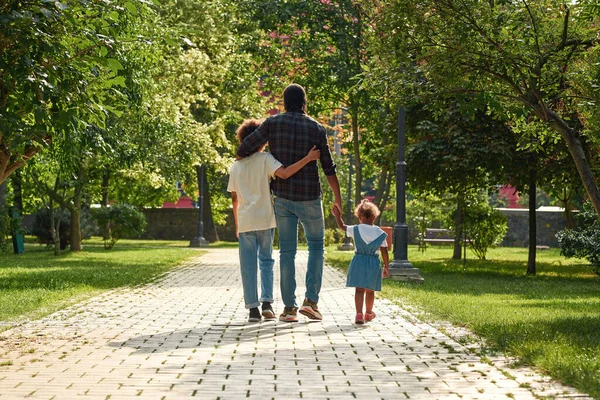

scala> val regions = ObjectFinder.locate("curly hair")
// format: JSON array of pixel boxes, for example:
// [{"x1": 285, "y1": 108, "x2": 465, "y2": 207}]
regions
[
  {"x1": 354, "y1": 199, "x2": 381, "y2": 221},
  {"x1": 236, "y1": 118, "x2": 265, "y2": 144}
]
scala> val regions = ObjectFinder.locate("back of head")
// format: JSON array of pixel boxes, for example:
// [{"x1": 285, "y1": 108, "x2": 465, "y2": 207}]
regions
[
  {"x1": 237, "y1": 118, "x2": 264, "y2": 144},
  {"x1": 283, "y1": 84, "x2": 307, "y2": 112},
  {"x1": 354, "y1": 199, "x2": 381, "y2": 221}
]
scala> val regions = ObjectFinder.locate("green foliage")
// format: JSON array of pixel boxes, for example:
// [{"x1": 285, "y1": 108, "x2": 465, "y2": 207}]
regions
[
  {"x1": 91, "y1": 204, "x2": 147, "y2": 250},
  {"x1": 324, "y1": 228, "x2": 346, "y2": 247},
  {"x1": 557, "y1": 202, "x2": 600, "y2": 274},
  {"x1": 0, "y1": 239, "x2": 197, "y2": 325},
  {"x1": 327, "y1": 245, "x2": 600, "y2": 398},
  {"x1": 407, "y1": 192, "x2": 451, "y2": 251},
  {"x1": 462, "y1": 201, "x2": 508, "y2": 260},
  {"x1": 31, "y1": 208, "x2": 70, "y2": 249},
  {"x1": 367, "y1": 0, "x2": 600, "y2": 217}
]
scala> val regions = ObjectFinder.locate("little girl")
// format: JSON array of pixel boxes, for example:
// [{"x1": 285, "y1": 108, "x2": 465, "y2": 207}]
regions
[{"x1": 332, "y1": 200, "x2": 389, "y2": 324}]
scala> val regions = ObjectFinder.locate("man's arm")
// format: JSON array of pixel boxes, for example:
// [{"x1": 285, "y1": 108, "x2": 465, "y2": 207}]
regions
[
  {"x1": 326, "y1": 174, "x2": 343, "y2": 215},
  {"x1": 236, "y1": 119, "x2": 269, "y2": 158},
  {"x1": 316, "y1": 125, "x2": 342, "y2": 214},
  {"x1": 274, "y1": 146, "x2": 320, "y2": 179},
  {"x1": 231, "y1": 191, "x2": 239, "y2": 238},
  {"x1": 331, "y1": 203, "x2": 348, "y2": 231}
]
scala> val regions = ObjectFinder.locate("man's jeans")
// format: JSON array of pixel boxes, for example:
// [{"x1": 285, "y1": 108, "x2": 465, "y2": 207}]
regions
[
  {"x1": 238, "y1": 228, "x2": 275, "y2": 309},
  {"x1": 273, "y1": 197, "x2": 325, "y2": 308}
]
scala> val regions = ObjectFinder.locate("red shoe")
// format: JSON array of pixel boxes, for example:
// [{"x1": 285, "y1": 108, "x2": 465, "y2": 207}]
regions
[
  {"x1": 364, "y1": 312, "x2": 376, "y2": 322},
  {"x1": 355, "y1": 313, "x2": 364, "y2": 324}
]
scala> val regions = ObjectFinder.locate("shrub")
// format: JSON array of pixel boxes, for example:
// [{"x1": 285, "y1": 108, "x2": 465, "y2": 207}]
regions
[
  {"x1": 92, "y1": 204, "x2": 147, "y2": 249},
  {"x1": 463, "y1": 202, "x2": 508, "y2": 260},
  {"x1": 557, "y1": 202, "x2": 600, "y2": 274},
  {"x1": 325, "y1": 228, "x2": 345, "y2": 247},
  {"x1": 31, "y1": 208, "x2": 71, "y2": 249}
]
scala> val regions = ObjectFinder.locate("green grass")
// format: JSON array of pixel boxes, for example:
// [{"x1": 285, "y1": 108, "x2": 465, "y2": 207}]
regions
[
  {"x1": 0, "y1": 237, "x2": 201, "y2": 328},
  {"x1": 326, "y1": 245, "x2": 600, "y2": 398}
]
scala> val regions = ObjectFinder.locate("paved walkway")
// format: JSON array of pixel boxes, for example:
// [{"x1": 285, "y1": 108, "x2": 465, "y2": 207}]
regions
[{"x1": 0, "y1": 249, "x2": 591, "y2": 399}]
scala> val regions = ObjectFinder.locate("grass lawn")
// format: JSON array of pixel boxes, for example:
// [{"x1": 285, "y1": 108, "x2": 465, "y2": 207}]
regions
[
  {"x1": 0, "y1": 237, "x2": 201, "y2": 329},
  {"x1": 326, "y1": 245, "x2": 600, "y2": 398}
]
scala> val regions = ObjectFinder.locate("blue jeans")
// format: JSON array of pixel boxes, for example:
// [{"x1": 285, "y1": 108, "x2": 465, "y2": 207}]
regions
[
  {"x1": 238, "y1": 228, "x2": 275, "y2": 309},
  {"x1": 273, "y1": 197, "x2": 324, "y2": 308}
]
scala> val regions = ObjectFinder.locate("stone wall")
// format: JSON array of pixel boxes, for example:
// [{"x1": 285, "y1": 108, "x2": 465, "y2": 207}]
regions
[
  {"x1": 141, "y1": 208, "x2": 237, "y2": 243},
  {"x1": 140, "y1": 208, "x2": 569, "y2": 247},
  {"x1": 497, "y1": 208, "x2": 570, "y2": 248}
]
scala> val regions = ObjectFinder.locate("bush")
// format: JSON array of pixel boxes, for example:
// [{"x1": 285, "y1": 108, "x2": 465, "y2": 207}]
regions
[
  {"x1": 31, "y1": 208, "x2": 71, "y2": 249},
  {"x1": 557, "y1": 202, "x2": 600, "y2": 274},
  {"x1": 463, "y1": 202, "x2": 508, "y2": 260},
  {"x1": 92, "y1": 204, "x2": 147, "y2": 249},
  {"x1": 325, "y1": 228, "x2": 345, "y2": 247}
]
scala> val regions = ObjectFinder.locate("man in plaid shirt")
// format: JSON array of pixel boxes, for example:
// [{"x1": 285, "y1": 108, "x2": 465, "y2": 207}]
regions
[{"x1": 237, "y1": 84, "x2": 343, "y2": 322}]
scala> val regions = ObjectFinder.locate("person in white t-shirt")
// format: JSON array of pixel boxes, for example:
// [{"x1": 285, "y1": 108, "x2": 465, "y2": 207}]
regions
[
  {"x1": 227, "y1": 118, "x2": 320, "y2": 323},
  {"x1": 332, "y1": 199, "x2": 390, "y2": 324}
]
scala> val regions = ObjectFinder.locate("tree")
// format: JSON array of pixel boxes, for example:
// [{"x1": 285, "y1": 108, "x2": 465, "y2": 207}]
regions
[
  {"x1": 366, "y1": 0, "x2": 600, "y2": 217},
  {"x1": 239, "y1": 0, "x2": 380, "y2": 204},
  {"x1": 406, "y1": 99, "x2": 515, "y2": 259},
  {"x1": 0, "y1": 0, "x2": 158, "y2": 184}
]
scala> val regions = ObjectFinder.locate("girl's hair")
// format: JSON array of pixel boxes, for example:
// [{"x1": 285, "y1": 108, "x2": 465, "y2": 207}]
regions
[
  {"x1": 236, "y1": 118, "x2": 265, "y2": 144},
  {"x1": 354, "y1": 199, "x2": 380, "y2": 220}
]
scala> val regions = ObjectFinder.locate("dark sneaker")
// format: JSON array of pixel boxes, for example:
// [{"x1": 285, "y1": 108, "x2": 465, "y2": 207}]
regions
[
  {"x1": 279, "y1": 306, "x2": 298, "y2": 322},
  {"x1": 261, "y1": 302, "x2": 276, "y2": 320},
  {"x1": 248, "y1": 307, "x2": 261, "y2": 322},
  {"x1": 299, "y1": 298, "x2": 323, "y2": 321}
]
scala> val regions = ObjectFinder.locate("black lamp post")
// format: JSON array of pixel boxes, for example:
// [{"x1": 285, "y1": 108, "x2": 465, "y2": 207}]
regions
[
  {"x1": 338, "y1": 153, "x2": 354, "y2": 251},
  {"x1": 388, "y1": 107, "x2": 423, "y2": 282},
  {"x1": 190, "y1": 164, "x2": 210, "y2": 247}
]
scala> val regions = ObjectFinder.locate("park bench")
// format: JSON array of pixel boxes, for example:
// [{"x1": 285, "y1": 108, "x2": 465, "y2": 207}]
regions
[{"x1": 422, "y1": 228, "x2": 455, "y2": 245}]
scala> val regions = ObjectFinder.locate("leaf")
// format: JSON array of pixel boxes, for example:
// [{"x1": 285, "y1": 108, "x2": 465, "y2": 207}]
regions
[{"x1": 106, "y1": 58, "x2": 124, "y2": 72}]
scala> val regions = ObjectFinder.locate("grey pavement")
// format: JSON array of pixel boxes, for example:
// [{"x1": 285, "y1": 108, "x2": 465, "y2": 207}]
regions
[{"x1": 0, "y1": 248, "x2": 591, "y2": 399}]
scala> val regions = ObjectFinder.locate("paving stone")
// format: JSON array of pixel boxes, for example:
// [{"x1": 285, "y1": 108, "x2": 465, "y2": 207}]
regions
[{"x1": 0, "y1": 249, "x2": 592, "y2": 399}]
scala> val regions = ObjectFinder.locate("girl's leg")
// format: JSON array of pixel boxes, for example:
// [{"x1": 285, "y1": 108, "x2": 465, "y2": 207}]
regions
[
  {"x1": 365, "y1": 290, "x2": 375, "y2": 314},
  {"x1": 355, "y1": 288, "x2": 365, "y2": 314}
]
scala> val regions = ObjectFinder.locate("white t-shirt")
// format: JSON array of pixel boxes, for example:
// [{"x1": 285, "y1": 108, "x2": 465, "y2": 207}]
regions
[
  {"x1": 227, "y1": 152, "x2": 283, "y2": 233},
  {"x1": 346, "y1": 224, "x2": 388, "y2": 248}
]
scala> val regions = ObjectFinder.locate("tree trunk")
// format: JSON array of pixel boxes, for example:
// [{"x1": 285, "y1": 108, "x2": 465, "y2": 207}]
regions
[
  {"x1": 453, "y1": 193, "x2": 464, "y2": 260},
  {"x1": 0, "y1": 181, "x2": 6, "y2": 250},
  {"x1": 69, "y1": 199, "x2": 82, "y2": 252},
  {"x1": 351, "y1": 111, "x2": 362, "y2": 205},
  {"x1": 68, "y1": 167, "x2": 85, "y2": 252},
  {"x1": 535, "y1": 105, "x2": 600, "y2": 218},
  {"x1": 527, "y1": 165, "x2": 537, "y2": 276},
  {"x1": 202, "y1": 167, "x2": 219, "y2": 243},
  {"x1": 11, "y1": 169, "x2": 23, "y2": 212},
  {"x1": 100, "y1": 166, "x2": 110, "y2": 240},
  {"x1": 49, "y1": 202, "x2": 61, "y2": 256},
  {"x1": 373, "y1": 167, "x2": 389, "y2": 223}
]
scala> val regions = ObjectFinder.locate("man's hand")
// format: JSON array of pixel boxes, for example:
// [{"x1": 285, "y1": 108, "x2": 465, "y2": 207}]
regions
[{"x1": 331, "y1": 202, "x2": 342, "y2": 217}]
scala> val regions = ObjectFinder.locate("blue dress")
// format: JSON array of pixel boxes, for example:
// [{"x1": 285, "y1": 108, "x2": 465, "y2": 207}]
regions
[{"x1": 346, "y1": 226, "x2": 387, "y2": 291}]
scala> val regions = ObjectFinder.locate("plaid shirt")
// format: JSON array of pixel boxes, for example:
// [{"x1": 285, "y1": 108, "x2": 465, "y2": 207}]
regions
[{"x1": 236, "y1": 111, "x2": 337, "y2": 201}]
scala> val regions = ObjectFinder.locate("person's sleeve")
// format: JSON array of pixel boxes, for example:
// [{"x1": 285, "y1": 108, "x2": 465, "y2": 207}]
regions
[
  {"x1": 227, "y1": 165, "x2": 237, "y2": 192},
  {"x1": 265, "y1": 153, "x2": 283, "y2": 179},
  {"x1": 346, "y1": 225, "x2": 354, "y2": 238},
  {"x1": 237, "y1": 119, "x2": 269, "y2": 158},
  {"x1": 317, "y1": 124, "x2": 336, "y2": 175}
]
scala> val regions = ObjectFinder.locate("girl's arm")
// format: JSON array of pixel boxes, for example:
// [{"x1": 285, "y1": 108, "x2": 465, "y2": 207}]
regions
[
  {"x1": 331, "y1": 205, "x2": 348, "y2": 231},
  {"x1": 380, "y1": 247, "x2": 390, "y2": 278},
  {"x1": 274, "y1": 146, "x2": 320, "y2": 179},
  {"x1": 231, "y1": 191, "x2": 239, "y2": 238}
]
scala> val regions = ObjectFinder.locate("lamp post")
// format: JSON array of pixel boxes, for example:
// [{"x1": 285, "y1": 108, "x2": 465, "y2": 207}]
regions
[
  {"x1": 190, "y1": 164, "x2": 210, "y2": 247},
  {"x1": 338, "y1": 153, "x2": 354, "y2": 251},
  {"x1": 388, "y1": 106, "x2": 423, "y2": 283}
]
